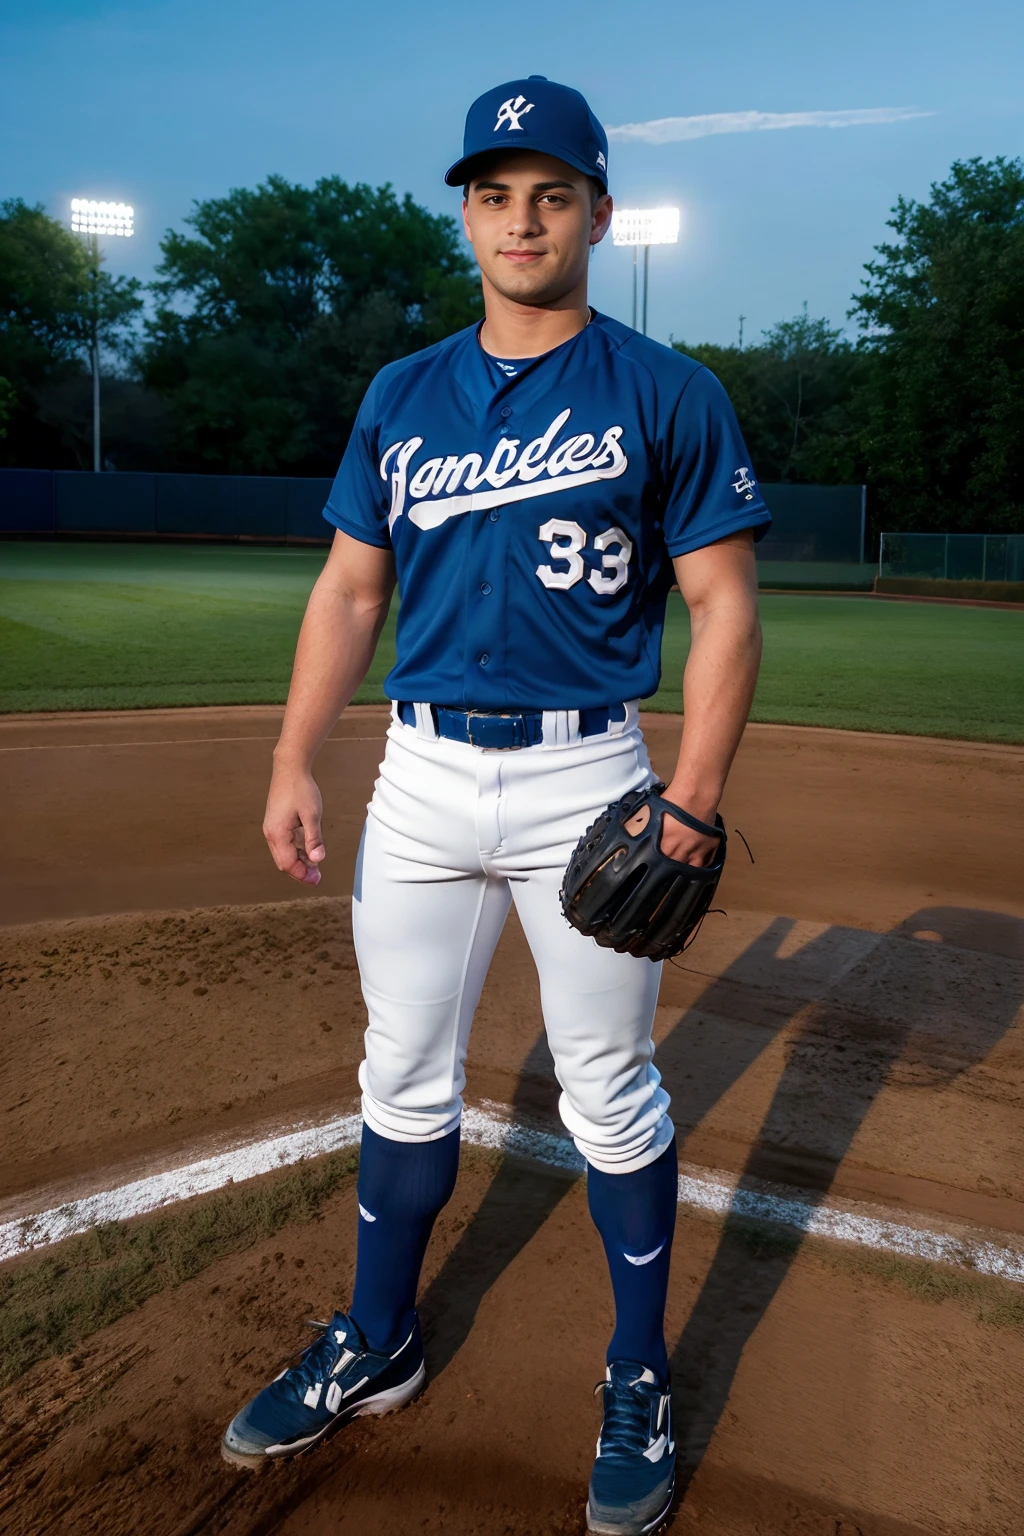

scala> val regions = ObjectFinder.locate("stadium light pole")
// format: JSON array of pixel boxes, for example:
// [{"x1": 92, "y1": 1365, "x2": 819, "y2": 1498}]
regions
[
  {"x1": 611, "y1": 208, "x2": 681, "y2": 337},
  {"x1": 70, "y1": 199, "x2": 135, "y2": 472}
]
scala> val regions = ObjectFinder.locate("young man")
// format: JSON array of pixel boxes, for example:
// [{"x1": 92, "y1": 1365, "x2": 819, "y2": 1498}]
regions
[{"x1": 222, "y1": 76, "x2": 768, "y2": 1535}]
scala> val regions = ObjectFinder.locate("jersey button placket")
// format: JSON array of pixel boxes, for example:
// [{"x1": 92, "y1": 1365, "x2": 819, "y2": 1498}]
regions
[{"x1": 467, "y1": 398, "x2": 516, "y2": 701}]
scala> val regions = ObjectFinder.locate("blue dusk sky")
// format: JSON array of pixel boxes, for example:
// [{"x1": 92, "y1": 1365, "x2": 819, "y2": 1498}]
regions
[{"x1": 2, "y1": 0, "x2": 1022, "y2": 347}]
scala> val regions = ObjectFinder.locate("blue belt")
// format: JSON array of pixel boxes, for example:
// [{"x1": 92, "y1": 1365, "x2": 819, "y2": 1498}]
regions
[{"x1": 397, "y1": 701, "x2": 627, "y2": 750}]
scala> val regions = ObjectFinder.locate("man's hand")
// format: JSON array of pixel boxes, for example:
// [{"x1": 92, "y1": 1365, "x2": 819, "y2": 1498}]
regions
[
  {"x1": 263, "y1": 767, "x2": 326, "y2": 885},
  {"x1": 658, "y1": 790, "x2": 721, "y2": 867}
]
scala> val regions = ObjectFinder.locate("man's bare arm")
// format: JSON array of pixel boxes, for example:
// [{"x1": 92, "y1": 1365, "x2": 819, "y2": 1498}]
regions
[
  {"x1": 660, "y1": 528, "x2": 762, "y2": 866},
  {"x1": 264, "y1": 531, "x2": 396, "y2": 884}
]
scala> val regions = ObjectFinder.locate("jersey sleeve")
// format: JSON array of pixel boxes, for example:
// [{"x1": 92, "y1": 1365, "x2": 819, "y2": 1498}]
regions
[
  {"x1": 658, "y1": 366, "x2": 772, "y2": 557},
  {"x1": 322, "y1": 377, "x2": 392, "y2": 548}
]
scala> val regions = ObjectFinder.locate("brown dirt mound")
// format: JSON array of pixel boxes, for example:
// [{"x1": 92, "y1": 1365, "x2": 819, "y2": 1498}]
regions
[
  {"x1": 4, "y1": 896, "x2": 1024, "y2": 1240},
  {"x1": 3, "y1": 706, "x2": 1024, "y2": 1533},
  {"x1": 2, "y1": 1154, "x2": 1022, "y2": 1536}
]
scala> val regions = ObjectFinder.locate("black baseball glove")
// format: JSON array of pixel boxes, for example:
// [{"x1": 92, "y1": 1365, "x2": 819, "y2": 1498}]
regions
[{"x1": 560, "y1": 782, "x2": 726, "y2": 962}]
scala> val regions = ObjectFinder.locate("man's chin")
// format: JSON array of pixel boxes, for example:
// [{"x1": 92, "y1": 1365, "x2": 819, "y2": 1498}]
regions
[{"x1": 485, "y1": 268, "x2": 572, "y2": 308}]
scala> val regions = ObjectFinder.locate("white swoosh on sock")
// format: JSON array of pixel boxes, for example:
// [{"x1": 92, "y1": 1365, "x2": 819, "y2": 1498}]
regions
[{"x1": 623, "y1": 1241, "x2": 665, "y2": 1267}]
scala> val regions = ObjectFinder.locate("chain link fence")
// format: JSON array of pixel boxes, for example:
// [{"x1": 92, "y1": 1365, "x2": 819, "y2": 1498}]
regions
[{"x1": 880, "y1": 533, "x2": 1024, "y2": 583}]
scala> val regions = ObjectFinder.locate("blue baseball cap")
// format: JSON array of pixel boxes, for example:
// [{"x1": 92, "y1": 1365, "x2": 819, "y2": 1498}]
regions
[{"x1": 445, "y1": 76, "x2": 609, "y2": 193}]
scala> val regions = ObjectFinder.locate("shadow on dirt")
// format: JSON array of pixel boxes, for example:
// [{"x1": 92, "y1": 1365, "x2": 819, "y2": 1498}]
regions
[
  {"x1": 417, "y1": 1027, "x2": 573, "y2": 1373},
  {"x1": 419, "y1": 905, "x2": 1024, "y2": 1509},
  {"x1": 665, "y1": 905, "x2": 1024, "y2": 1498}
]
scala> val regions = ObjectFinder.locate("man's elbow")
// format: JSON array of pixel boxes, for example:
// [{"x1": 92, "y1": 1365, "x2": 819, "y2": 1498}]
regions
[{"x1": 687, "y1": 587, "x2": 761, "y2": 643}]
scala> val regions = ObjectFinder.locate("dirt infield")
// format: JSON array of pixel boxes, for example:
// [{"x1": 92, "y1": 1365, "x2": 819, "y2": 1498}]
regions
[
  {"x1": 3, "y1": 704, "x2": 1022, "y2": 932},
  {"x1": 2, "y1": 707, "x2": 1024, "y2": 1534}
]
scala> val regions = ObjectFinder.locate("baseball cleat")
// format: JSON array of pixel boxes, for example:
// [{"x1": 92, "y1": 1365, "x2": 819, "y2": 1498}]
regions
[
  {"x1": 221, "y1": 1310, "x2": 425, "y2": 1468},
  {"x1": 586, "y1": 1362, "x2": 675, "y2": 1534}
]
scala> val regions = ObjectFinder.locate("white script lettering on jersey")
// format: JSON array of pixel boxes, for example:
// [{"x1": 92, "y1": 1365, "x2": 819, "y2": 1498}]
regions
[{"x1": 380, "y1": 408, "x2": 628, "y2": 533}]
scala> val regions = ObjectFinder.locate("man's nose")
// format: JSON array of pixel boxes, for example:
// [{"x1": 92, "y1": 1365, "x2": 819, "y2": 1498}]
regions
[{"x1": 507, "y1": 199, "x2": 541, "y2": 237}]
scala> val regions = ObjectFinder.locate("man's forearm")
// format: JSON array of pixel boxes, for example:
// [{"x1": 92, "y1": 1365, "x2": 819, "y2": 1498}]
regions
[
  {"x1": 664, "y1": 601, "x2": 762, "y2": 821},
  {"x1": 273, "y1": 576, "x2": 392, "y2": 771}
]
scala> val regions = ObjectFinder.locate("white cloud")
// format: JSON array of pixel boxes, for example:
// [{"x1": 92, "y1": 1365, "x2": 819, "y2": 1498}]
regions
[{"x1": 606, "y1": 107, "x2": 934, "y2": 145}]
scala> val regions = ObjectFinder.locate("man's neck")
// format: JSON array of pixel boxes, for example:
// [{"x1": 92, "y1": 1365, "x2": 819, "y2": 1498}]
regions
[{"x1": 478, "y1": 286, "x2": 591, "y2": 360}]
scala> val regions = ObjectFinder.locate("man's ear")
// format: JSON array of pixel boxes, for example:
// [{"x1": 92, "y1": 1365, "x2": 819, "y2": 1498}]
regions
[
  {"x1": 590, "y1": 193, "x2": 614, "y2": 247},
  {"x1": 461, "y1": 198, "x2": 473, "y2": 244}
]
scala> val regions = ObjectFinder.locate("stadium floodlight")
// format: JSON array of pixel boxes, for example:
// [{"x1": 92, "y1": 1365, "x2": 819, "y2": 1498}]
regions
[
  {"x1": 70, "y1": 198, "x2": 135, "y2": 238},
  {"x1": 611, "y1": 207, "x2": 681, "y2": 248},
  {"x1": 69, "y1": 195, "x2": 135, "y2": 472},
  {"x1": 611, "y1": 206, "x2": 681, "y2": 336}
]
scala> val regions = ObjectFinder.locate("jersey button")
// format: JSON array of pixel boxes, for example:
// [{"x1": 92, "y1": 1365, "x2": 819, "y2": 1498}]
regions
[
  {"x1": 488, "y1": 510, "x2": 500, "y2": 523},
  {"x1": 480, "y1": 582, "x2": 492, "y2": 595},
  {"x1": 479, "y1": 652, "x2": 490, "y2": 666},
  {"x1": 500, "y1": 406, "x2": 513, "y2": 418}
]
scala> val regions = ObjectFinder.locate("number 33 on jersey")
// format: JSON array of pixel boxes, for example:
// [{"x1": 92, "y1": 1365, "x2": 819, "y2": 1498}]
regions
[{"x1": 325, "y1": 310, "x2": 772, "y2": 711}]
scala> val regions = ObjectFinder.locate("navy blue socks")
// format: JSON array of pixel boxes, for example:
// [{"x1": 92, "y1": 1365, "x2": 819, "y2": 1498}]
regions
[
  {"x1": 350, "y1": 1122, "x2": 460, "y2": 1354},
  {"x1": 586, "y1": 1137, "x2": 678, "y2": 1382},
  {"x1": 351, "y1": 1123, "x2": 675, "y2": 1372}
]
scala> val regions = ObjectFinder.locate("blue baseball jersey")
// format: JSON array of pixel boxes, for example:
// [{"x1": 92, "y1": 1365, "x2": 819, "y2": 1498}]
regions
[{"x1": 324, "y1": 311, "x2": 771, "y2": 710}]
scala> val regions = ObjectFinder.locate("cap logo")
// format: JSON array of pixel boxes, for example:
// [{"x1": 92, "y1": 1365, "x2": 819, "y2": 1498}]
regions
[
  {"x1": 596, "y1": 151, "x2": 607, "y2": 171},
  {"x1": 494, "y1": 94, "x2": 534, "y2": 133}
]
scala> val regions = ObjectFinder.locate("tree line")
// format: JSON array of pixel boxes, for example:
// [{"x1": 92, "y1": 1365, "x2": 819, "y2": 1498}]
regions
[{"x1": 2, "y1": 156, "x2": 1022, "y2": 543}]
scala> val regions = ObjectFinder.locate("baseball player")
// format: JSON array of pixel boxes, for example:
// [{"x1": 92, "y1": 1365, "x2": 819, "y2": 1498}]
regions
[{"x1": 222, "y1": 76, "x2": 769, "y2": 1534}]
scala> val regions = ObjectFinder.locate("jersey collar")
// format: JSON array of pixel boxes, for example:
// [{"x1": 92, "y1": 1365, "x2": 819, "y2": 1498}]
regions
[{"x1": 456, "y1": 308, "x2": 600, "y2": 405}]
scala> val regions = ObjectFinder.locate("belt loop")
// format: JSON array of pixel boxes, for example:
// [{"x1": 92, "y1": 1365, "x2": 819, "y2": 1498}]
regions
[
  {"x1": 413, "y1": 701, "x2": 438, "y2": 740},
  {"x1": 608, "y1": 700, "x2": 638, "y2": 737},
  {"x1": 541, "y1": 709, "x2": 559, "y2": 748},
  {"x1": 566, "y1": 708, "x2": 581, "y2": 742}
]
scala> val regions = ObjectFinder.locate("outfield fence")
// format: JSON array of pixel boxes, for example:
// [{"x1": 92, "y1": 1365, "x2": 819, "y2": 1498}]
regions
[
  {"x1": 880, "y1": 532, "x2": 1024, "y2": 583},
  {"x1": 0, "y1": 468, "x2": 867, "y2": 566},
  {"x1": 753, "y1": 482, "x2": 865, "y2": 564},
  {"x1": 0, "y1": 469, "x2": 334, "y2": 542}
]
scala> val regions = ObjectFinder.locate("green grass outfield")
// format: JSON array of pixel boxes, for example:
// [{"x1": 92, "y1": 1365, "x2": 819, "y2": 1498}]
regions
[{"x1": 1, "y1": 541, "x2": 1021, "y2": 741}]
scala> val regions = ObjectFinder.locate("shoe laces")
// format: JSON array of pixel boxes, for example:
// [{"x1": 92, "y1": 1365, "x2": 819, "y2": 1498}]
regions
[
  {"x1": 594, "y1": 1367, "x2": 659, "y2": 1456},
  {"x1": 277, "y1": 1315, "x2": 357, "y2": 1399}
]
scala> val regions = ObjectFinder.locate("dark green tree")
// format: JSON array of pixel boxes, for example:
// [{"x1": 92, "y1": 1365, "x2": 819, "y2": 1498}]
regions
[
  {"x1": 0, "y1": 375, "x2": 15, "y2": 440},
  {"x1": 142, "y1": 176, "x2": 482, "y2": 474},
  {"x1": 848, "y1": 156, "x2": 1024, "y2": 533},
  {"x1": 0, "y1": 198, "x2": 142, "y2": 466},
  {"x1": 673, "y1": 306, "x2": 863, "y2": 483}
]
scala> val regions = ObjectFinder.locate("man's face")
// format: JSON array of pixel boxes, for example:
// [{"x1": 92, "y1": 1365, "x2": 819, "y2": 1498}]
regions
[{"x1": 462, "y1": 151, "x2": 613, "y2": 308}]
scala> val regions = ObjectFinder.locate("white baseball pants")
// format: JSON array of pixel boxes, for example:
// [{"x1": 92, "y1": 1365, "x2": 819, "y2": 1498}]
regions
[{"x1": 351, "y1": 705, "x2": 673, "y2": 1174}]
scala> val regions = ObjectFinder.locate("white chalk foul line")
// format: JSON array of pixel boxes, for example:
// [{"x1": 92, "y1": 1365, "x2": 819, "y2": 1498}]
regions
[
  {"x1": 3, "y1": 1103, "x2": 1024, "y2": 1288},
  {"x1": 675, "y1": 1172, "x2": 1024, "y2": 1284},
  {"x1": 0, "y1": 1113, "x2": 363, "y2": 1263}
]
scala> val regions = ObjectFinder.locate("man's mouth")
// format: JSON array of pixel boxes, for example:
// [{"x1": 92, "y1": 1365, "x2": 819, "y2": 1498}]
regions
[{"x1": 500, "y1": 249, "x2": 545, "y2": 264}]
